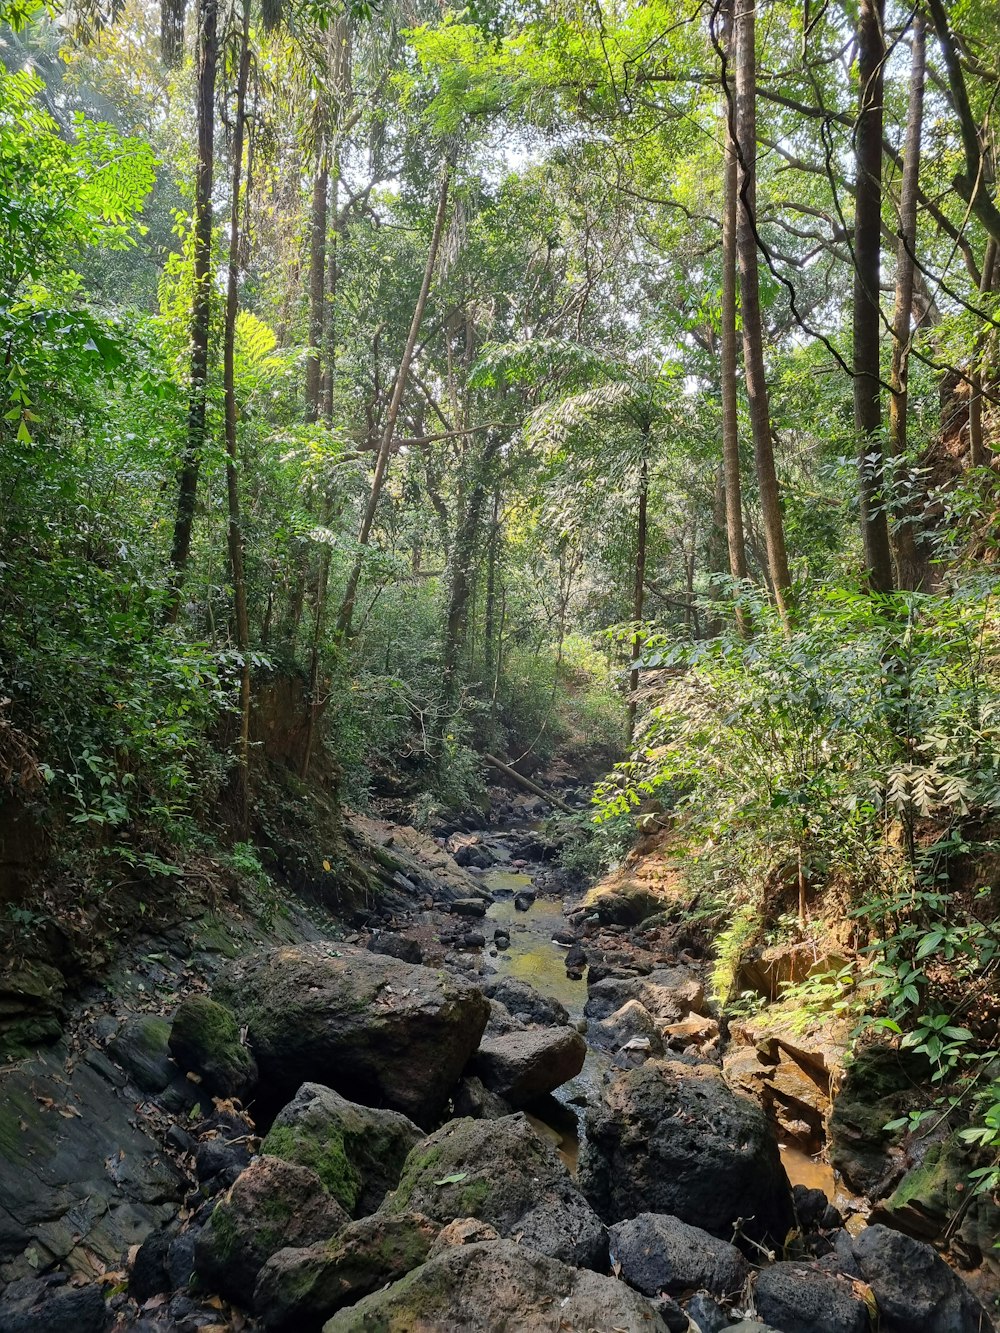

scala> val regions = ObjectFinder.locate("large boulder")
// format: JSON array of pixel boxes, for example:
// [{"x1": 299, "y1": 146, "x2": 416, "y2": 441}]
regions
[
  {"x1": 591, "y1": 999, "x2": 665, "y2": 1055},
  {"x1": 323, "y1": 1239, "x2": 673, "y2": 1332},
  {"x1": 194, "y1": 1156, "x2": 349, "y2": 1302},
  {"x1": 108, "y1": 1014, "x2": 175, "y2": 1094},
  {"x1": 609, "y1": 1213, "x2": 748, "y2": 1300},
  {"x1": 752, "y1": 1261, "x2": 870, "y2": 1333},
  {"x1": 0, "y1": 1277, "x2": 108, "y2": 1333},
  {"x1": 262, "y1": 1082, "x2": 422, "y2": 1215},
  {"x1": 381, "y1": 1114, "x2": 607, "y2": 1270},
  {"x1": 579, "y1": 1060, "x2": 793, "y2": 1250},
  {"x1": 212, "y1": 944, "x2": 490, "y2": 1126},
  {"x1": 169, "y1": 995, "x2": 257, "y2": 1101},
  {"x1": 470, "y1": 1027, "x2": 586, "y2": 1107},
  {"x1": 254, "y1": 1213, "x2": 441, "y2": 1331},
  {"x1": 851, "y1": 1224, "x2": 994, "y2": 1333}
]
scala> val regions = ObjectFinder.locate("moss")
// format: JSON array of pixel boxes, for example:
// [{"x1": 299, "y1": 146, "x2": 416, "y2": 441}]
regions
[
  {"x1": 388, "y1": 1145, "x2": 444, "y2": 1212},
  {"x1": 0, "y1": 1104, "x2": 23, "y2": 1160},
  {"x1": 262, "y1": 1123, "x2": 362, "y2": 1213},
  {"x1": 135, "y1": 1016, "x2": 171, "y2": 1054},
  {"x1": 457, "y1": 1178, "x2": 490, "y2": 1214},
  {"x1": 208, "y1": 1202, "x2": 241, "y2": 1262}
]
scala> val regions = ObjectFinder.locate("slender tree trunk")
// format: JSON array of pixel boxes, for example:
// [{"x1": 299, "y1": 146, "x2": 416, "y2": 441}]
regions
[
  {"x1": 627, "y1": 451, "x2": 649, "y2": 743},
  {"x1": 888, "y1": 14, "x2": 927, "y2": 591},
  {"x1": 720, "y1": 0, "x2": 749, "y2": 629},
  {"x1": 223, "y1": 0, "x2": 252, "y2": 819},
  {"x1": 320, "y1": 168, "x2": 340, "y2": 423},
  {"x1": 854, "y1": 0, "x2": 894, "y2": 593},
  {"x1": 160, "y1": 0, "x2": 186, "y2": 68},
  {"x1": 165, "y1": 0, "x2": 217, "y2": 619},
  {"x1": 304, "y1": 155, "x2": 328, "y2": 421},
  {"x1": 335, "y1": 160, "x2": 453, "y2": 639},
  {"x1": 970, "y1": 238, "x2": 997, "y2": 468},
  {"x1": 734, "y1": 0, "x2": 793, "y2": 629}
]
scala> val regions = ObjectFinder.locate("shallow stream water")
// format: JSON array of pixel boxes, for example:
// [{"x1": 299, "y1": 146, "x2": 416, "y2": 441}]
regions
[{"x1": 479, "y1": 856, "x2": 842, "y2": 1199}]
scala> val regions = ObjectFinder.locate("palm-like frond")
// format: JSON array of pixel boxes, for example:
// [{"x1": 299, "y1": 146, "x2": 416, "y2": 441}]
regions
[{"x1": 468, "y1": 337, "x2": 616, "y2": 392}]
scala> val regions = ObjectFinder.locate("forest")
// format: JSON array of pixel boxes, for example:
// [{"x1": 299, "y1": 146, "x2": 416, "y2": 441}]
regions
[{"x1": 2, "y1": 0, "x2": 1000, "y2": 1327}]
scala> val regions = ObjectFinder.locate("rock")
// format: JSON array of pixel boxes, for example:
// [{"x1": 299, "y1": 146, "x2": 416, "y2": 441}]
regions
[
  {"x1": 169, "y1": 995, "x2": 257, "y2": 1101},
  {"x1": 195, "y1": 1135, "x2": 252, "y2": 1184},
  {"x1": 461, "y1": 930, "x2": 487, "y2": 948},
  {"x1": 254, "y1": 1212, "x2": 440, "y2": 1331},
  {"x1": 564, "y1": 942, "x2": 587, "y2": 974},
  {"x1": 322, "y1": 1239, "x2": 673, "y2": 1332},
  {"x1": 129, "y1": 1227, "x2": 172, "y2": 1302},
  {"x1": 719, "y1": 1324, "x2": 782, "y2": 1333},
  {"x1": 0, "y1": 963, "x2": 65, "y2": 1059},
  {"x1": 662, "y1": 1013, "x2": 720, "y2": 1048},
  {"x1": 381, "y1": 1114, "x2": 607, "y2": 1270},
  {"x1": 452, "y1": 1076, "x2": 513, "y2": 1120},
  {"x1": 872, "y1": 1131, "x2": 1000, "y2": 1268},
  {"x1": 193, "y1": 1156, "x2": 349, "y2": 1302},
  {"x1": 493, "y1": 929, "x2": 510, "y2": 951},
  {"x1": 451, "y1": 898, "x2": 489, "y2": 918},
  {"x1": 793, "y1": 1184, "x2": 841, "y2": 1232},
  {"x1": 585, "y1": 966, "x2": 705, "y2": 1023},
  {"x1": 470, "y1": 1027, "x2": 586, "y2": 1107},
  {"x1": 586, "y1": 883, "x2": 666, "y2": 926},
  {"x1": 609, "y1": 1213, "x2": 749, "y2": 1299},
  {"x1": 686, "y1": 1291, "x2": 730, "y2": 1333},
  {"x1": 851, "y1": 1223, "x2": 994, "y2": 1332},
  {"x1": 827, "y1": 1045, "x2": 923, "y2": 1197},
  {"x1": 454, "y1": 845, "x2": 495, "y2": 870},
  {"x1": 592, "y1": 999, "x2": 664, "y2": 1055},
  {"x1": 0, "y1": 1277, "x2": 108, "y2": 1333},
  {"x1": 753, "y1": 1261, "x2": 870, "y2": 1333},
  {"x1": 108, "y1": 1014, "x2": 174, "y2": 1093},
  {"x1": 212, "y1": 945, "x2": 490, "y2": 1126},
  {"x1": 579, "y1": 1059, "x2": 794, "y2": 1251},
  {"x1": 367, "y1": 932, "x2": 423, "y2": 965},
  {"x1": 481, "y1": 977, "x2": 569, "y2": 1027},
  {"x1": 649, "y1": 1294, "x2": 690, "y2": 1331},
  {"x1": 514, "y1": 890, "x2": 536, "y2": 911},
  {"x1": 429, "y1": 1217, "x2": 501, "y2": 1256},
  {"x1": 262, "y1": 1082, "x2": 422, "y2": 1216}
]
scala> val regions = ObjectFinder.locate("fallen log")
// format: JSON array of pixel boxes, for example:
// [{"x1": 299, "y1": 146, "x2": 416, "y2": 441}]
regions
[{"x1": 483, "y1": 753, "x2": 575, "y2": 815}]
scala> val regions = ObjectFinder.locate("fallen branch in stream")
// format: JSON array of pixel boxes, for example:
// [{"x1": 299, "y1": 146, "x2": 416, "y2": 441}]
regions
[{"x1": 483, "y1": 752, "x2": 575, "y2": 815}]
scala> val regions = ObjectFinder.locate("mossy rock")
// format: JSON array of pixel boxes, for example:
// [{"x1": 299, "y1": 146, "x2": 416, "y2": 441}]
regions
[
  {"x1": 0, "y1": 961, "x2": 65, "y2": 1059},
  {"x1": 262, "y1": 1083, "x2": 422, "y2": 1216},
  {"x1": 254, "y1": 1212, "x2": 441, "y2": 1330},
  {"x1": 381, "y1": 1114, "x2": 607, "y2": 1270},
  {"x1": 194, "y1": 1156, "x2": 349, "y2": 1302},
  {"x1": 109, "y1": 1013, "x2": 174, "y2": 1093},
  {"x1": 170, "y1": 995, "x2": 258, "y2": 1100}
]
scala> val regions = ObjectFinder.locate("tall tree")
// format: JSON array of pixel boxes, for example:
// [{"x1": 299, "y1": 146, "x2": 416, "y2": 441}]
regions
[
  {"x1": 166, "y1": 0, "x2": 218, "y2": 617},
  {"x1": 888, "y1": 13, "x2": 927, "y2": 591},
  {"x1": 733, "y1": 0, "x2": 793, "y2": 628},
  {"x1": 854, "y1": 0, "x2": 893, "y2": 593}
]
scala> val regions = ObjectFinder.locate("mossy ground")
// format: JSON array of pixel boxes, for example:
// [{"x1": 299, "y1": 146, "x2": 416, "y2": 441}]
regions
[{"x1": 262, "y1": 1122, "x2": 362, "y2": 1213}]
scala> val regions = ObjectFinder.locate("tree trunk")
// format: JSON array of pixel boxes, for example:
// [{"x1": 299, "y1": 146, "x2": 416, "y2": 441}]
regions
[
  {"x1": 304, "y1": 156, "x2": 328, "y2": 422},
  {"x1": 160, "y1": 0, "x2": 186, "y2": 68},
  {"x1": 165, "y1": 0, "x2": 217, "y2": 619},
  {"x1": 627, "y1": 451, "x2": 649, "y2": 743},
  {"x1": 720, "y1": 0, "x2": 749, "y2": 629},
  {"x1": 335, "y1": 160, "x2": 453, "y2": 640},
  {"x1": 734, "y1": 0, "x2": 793, "y2": 629},
  {"x1": 854, "y1": 0, "x2": 894, "y2": 593},
  {"x1": 888, "y1": 13, "x2": 927, "y2": 592},
  {"x1": 222, "y1": 0, "x2": 252, "y2": 820},
  {"x1": 970, "y1": 238, "x2": 997, "y2": 469},
  {"x1": 320, "y1": 167, "x2": 340, "y2": 423}
]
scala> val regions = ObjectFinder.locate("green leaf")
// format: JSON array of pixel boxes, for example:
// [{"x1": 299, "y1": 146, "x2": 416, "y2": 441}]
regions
[{"x1": 433, "y1": 1172, "x2": 469, "y2": 1186}]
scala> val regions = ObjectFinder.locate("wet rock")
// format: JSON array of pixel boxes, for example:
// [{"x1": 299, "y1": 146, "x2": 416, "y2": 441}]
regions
[
  {"x1": 381, "y1": 1114, "x2": 607, "y2": 1270},
  {"x1": 129, "y1": 1226, "x2": 173, "y2": 1302},
  {"x1": 194, "y1": 1155, "x2": 349, "y2": 1302},
  {"x1": 592, "y1": 999, "x2": 664, "y2": 1055},
  {"x1": 212, "y1": 945, "x2": 490, "y2": 1127},
  {"x1": 0, "y1": 1276, "x2": 108, "y2": 1333},
  {"x1": 753, "y1": 1261, "x2": 870, "y2": 1333},
  {"x1": 450, "y1": 898, "x2": 489, "y2": 918},
  {"x1": 514, "y1": 891, "x2": 536, "y2": 912},
  {"x1": 609, "y1": 1212, "x2": 749, "y2": 1299},
  {"x1": 579, "y1": 1059, "x2": 794, "y2": 1251},
  {"x1": 471, "y1": 1026, "x2": 586, "y2": 1107},
  {"x1": 195, "y1": 1135, "x2": 252, "y2": 1184},
  {"x1": 793, "y1": 1184, "x2": 841, "y2": 1233},
  {"x1": 461, "y1": 930, "x2": 487, "y2": 949},
  {"x1": 262, "y1": 1082, "x2": 422, "y2": 1216},
  {"x1": 564, "y1": 942, "x2": 587, "y2": 975},
  {"x1": 480, "y1": 976, "x2": 569, "y2": 1027},
  {"x1": 493, "y1": 929, "x2": 511, "y2": 951},
  {"x1": 169, "y1": 995, "x2": 257, "y2": 1101},
  {"x1": 367, "y1": 932, "x2": 423, "y2": 965},
  {"x1": 254, "y1": 1212, "x2": 440, "y2": 1331},
  {"x1": 454, "y1": 845, "x2": 495, "y2": 870},
  {"x1": 323, "y1": 1239, "x2": 672, "y2": 1332},
  {"x1": 851, "y1": 1223, "x2": 994, "y2": 1332},
  {"x1": 108, "y1": 1014, "x2": 174, "y2": 1093}
]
